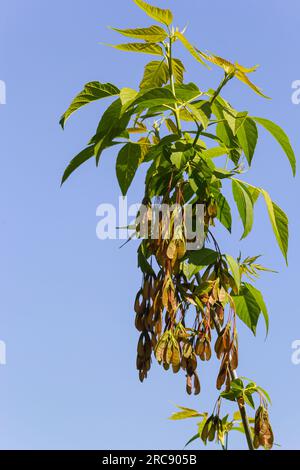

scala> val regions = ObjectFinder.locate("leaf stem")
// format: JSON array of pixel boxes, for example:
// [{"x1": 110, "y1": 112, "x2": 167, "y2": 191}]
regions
[
  {"x1": 166, "y1": 36, "x2": 182, "y2": 135},
  {"x1": 192, "y1": 72, "x2": 233, "y2": 147}
]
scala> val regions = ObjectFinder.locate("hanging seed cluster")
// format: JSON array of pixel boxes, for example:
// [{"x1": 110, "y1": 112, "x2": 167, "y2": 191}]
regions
[{"x1": 134, "y1": 194, "x2": 239, "y2": 395}]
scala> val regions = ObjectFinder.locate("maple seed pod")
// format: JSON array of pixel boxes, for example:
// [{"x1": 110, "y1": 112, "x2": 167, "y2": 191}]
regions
[
  {"x1": 186, "y1": 353, "x2": 197, "y2": 374},
  {"x1": 253, "y1": 406, "x2": 274, "y2": 450},
  {"x1": 215, "y1": 304, "x2": 224, "y2": 324},
  {"x1": 134, "y1": 290, "x2": 145, "y2": 315},
  {"x1": 193, "y1": 371, "x2": 201, "y2": 395},
  {"x1": 166, "y1": 240, "x2": 177, "y2": 260},
  {"x1": 176, "y1": 239, "x2": 186, "y2": 260},
  {"x1": 165, "y1": 341, "x2": 173, "y2": 365},
  {"x1": 207, "y1": 202, "x2": 218, "y2": 218},
  {"x1": 142, "y1": 279, "x2": 151, "y2": 300},
  {"x1": 230, "y1": 345, "x2": 238, "y2": 370},
  {"x1": 135, "y1": 313, "x2": 144, "y2": 332},
  {"x1": 214, "y1": 334, "x2": 224, "y2": 359},
  {"x1": 204, "y1": 341, "x2": 212, "y2": 361},
  {"x1": 183, "y1": 342, "x2": 193, "y2": 359},
  {"x1": 216, "y1": 359, "x2": 228, "y2": 390},
  {"x1": 171, "y1": 343, "x2": 181, "y2": 369},
  {"x1": 201, "y1": 415, "x2": 213, "y2": 443},
  {"x1": 186, "y1": 374, "x2": 192, "y2": 395},
  {"x1": 155, "y1": 339, "x2": 166, "y2": 363},
  {"x1": 208, "y1": 421, "x2": 216, "y2": 442},
  {"x1": 137, "y1": 334, "x2": 145, "y2": 357}
]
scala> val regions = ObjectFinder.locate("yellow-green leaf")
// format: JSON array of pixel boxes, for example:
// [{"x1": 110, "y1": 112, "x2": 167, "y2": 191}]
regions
[
  {"x1": 235, "y1": 70, "x2": 270, "y2": 99},
  {"x1": 233, "y1": 286, "x2": 261, "y2": 334},
  {"x1": 244, "y1": 283, "x2": 269, "y2": 335},
  {"x1": 232, "y1": 178, "x2": 254, "y2": 239},
  {"x1": 110, "y1": 25, "x2": 167, "y2": 42},
  {"x1": 120, "y1": 87, "x2": 138, "y2": 106},
  {"x1": 139, "y1": 60, "x2": 169, "y2": 90},
  {"x1": 252, "y1": 117, "x2": 296, "y2": 176},
  {"x1": 60, "y1": 82, "x2": 120, "y2": 128},
  {"x1": 226, "y1": 254, "x2": 241, "y2": 292},
  {"x1": 223, "y1": 109, "x2": 248, "y2": 135},
  {"x1": 61, "y1": 146, "x2": 94, "y2": 185},
  {"x1": 175, "y1": 32, "x2": 208, "y2": 67},
  {"x1": 172, "y1": 58, "x2": 185, "y2": 83},
  {"x1": 202, "y1": 146, "x2": 228, "y2": 159},
  {"x1": 236, "y1": 117, "x2": 258, "y2": 166},
  {"x1": 133, "y1": 0, "x2": 173, "y2": 26},
  {"x1": 261, "y1": 189, "x2": 289, "y2": 263},
  {"x1": 109, "y1": 42, "x2": 163, "y2": 55},
  {"x1": 169, "y1": 406, "x2": 203, "y2": 420},
  {"x1": 187, "y1": 102, "x2": 211, "y2": 130},
  {"x1": 198, "y1": 51, "x2": 235, "y2": 73},
  {"x1": 116, "y1": 143, "x2": 141, "y2": 196}
]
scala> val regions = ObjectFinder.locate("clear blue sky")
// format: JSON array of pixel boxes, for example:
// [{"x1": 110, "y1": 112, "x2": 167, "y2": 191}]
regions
[{"x1": 0, "y1": 0, "x2": 300, "y2": 450}]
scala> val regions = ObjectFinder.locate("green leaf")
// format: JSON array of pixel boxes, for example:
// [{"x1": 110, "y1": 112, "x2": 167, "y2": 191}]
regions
[
  {"x1": 138, "y1": 247, "x2": 156, "y2": 277},
  {"x1": 213, "y1": 167, "x2": 234, "y2": 179},
  {"x1": 170, "y1": 152, "x2": 187, "y2": 170},
  {"x1": 233, "y1": 411, "x2": 242, "y2": 422},
  {"x1": 223, "y1": 109, "x2": 248, "y2": 136},
  {"x1": 128, "y1": 87, "x2": 176, "y2": 113},
  {"x1": 239, "y1": 180, "x2": 260, "y2": 205},
  {"x1": 215, "y1": 192, "x2": 232, "y2": 232},
  {"x1": 133, "y1": 0, "x2": 173, "y2": 26},
  {"x1": 212, "y1": 100, "x2": 242, "y2": 165},
  {"x1": 236, "y1": 117, "x2": 258, "y2": 166},
  {"x1": 61, "y1": 146, "x2": 94, "y2": 185},
  {"x1": 110, "y1": 25, "x2": 167, "y2": 42},
  {"x1": 243, "y1": 283, "x2": 269, "y2": 335},
  {"x1": 220, "y1": 390, "x2": 236, "y2": 402},
  {"x1": 187, "y1": 248, "x2": 219, "y2": 266},
  {"x1": 60, "y1": 82, "x2": 120, "y2": 128},
  {"x1": 244, "y1": 391, "x2": 255, "y2": 409},
  {"x1": 182, "y1": 262, "x2": 202, "y2": 280},
  {"x1": 187, "y1": 101, "x2": 211, "y2": 130},
  {"x1": 173, "y1": 83, "x2": 201, "y2": 102},
  {"x1": 256, "y1": 385, "x2": 272, "y2": 405},
  {"x1": 169, "y1": 407, "x2": 203, "y2": 420},
  {"x1": 139, "y1": 60, "x2": 169, "y2": 90},
  {"x1": 202, "y1": 146, "x2": 228, "y2": 159},
  {"x1": 120, "y1": 87, "x2": 138, "y2": 106},
  {"x1": 94, "y1": 99, "x2": 132, "y2": 164},
  {"x1": 175, "y1": 32, "x2": 208, "y2": 67},
  {"x1": 253, "y1": 117, "x2": 296, "y2": 176},
  {"x1": 261, "y1": 189, "x2": 289, "y2": 263},
  {"x1": 226, "y1": 254, "x2": 241, "y2": 292},
  {"x1": 230, "y1": 378, "x2": 244, "y2": 391},
  {"x1": 233, "y1": 285, "x2": 262, "y2": 334},
  {"x1": 109, "y1": 42, "x2": 163, "y2": 55},
  {"x1": 116, "y1": 143, "x2": 141, "y2": 196},
  {"x1": 172, "y1": 58, "x2": 185, "y2": 84},
  {"x1": 232, "y1": 178, "x2": 254, "y2": 239},
  {"x1": 184, "y1": 433, "x2": 200, "y2": 448}
]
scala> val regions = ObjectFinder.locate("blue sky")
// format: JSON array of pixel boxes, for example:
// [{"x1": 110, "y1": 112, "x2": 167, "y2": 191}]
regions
[{"x1": 0, "y1": 0, "x2": 300, "y2": 450}]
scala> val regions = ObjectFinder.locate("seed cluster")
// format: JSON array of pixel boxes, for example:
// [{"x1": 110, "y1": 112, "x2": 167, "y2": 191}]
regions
[{"x1": 134, "y1": 199, "x2": 238, "y2": 395}]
